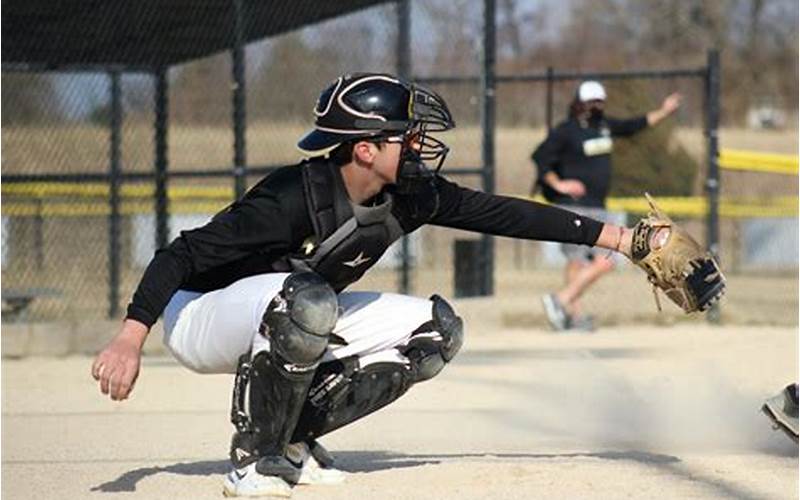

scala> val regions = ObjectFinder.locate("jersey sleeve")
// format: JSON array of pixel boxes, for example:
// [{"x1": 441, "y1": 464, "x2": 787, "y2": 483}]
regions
[
  {"x1": 125, "y1": 182, "x2": 294, "y2": 328},
  {"x1": 429, "y1": 176, "x2": 604, "y2": 244},
  {"x1": 607, "y1": 115, "x2": 648, "y2": 137},
  {"x1": 531, "y1": 125, "x2": 567, "y2": 179}
]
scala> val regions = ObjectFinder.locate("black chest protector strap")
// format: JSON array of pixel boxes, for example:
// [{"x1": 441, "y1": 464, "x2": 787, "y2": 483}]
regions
[
  {"x1": 301, "y1": 161, "x2": 346, "y2": 244},
  {"x1": 289, "y1": 161, "x2": 405, "y2": 290}
]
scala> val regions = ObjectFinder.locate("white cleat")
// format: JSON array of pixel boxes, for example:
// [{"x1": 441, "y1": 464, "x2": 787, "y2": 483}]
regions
[
  {"x1": 222, "y1": 462, "x2": 293, "y2": 498},
  {"x1": 285, "y1": 441, "x2": 347, "y2": 485}
]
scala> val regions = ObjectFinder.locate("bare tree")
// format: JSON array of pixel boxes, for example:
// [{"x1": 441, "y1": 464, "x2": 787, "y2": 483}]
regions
[{"x1": 2, "y1": 73, "x2": 61, "y2": 125}]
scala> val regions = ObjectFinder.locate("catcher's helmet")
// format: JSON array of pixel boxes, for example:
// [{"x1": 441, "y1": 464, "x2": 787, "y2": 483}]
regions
[{"x1": 297, "y1": 73, "x2": 454, "y2": 168}]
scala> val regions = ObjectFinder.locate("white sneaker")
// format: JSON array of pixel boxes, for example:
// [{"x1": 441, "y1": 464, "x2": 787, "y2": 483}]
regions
[
  {"x1": 762, "y1": 384, "x2": 799, "y2": 443},
  {"x1": 541, "y1": 293, "x2": 569, "y2": 331},
  {"x1": 285, "y1": 442, "x2": 346, "y2": 485},
  {"x1": 222, "y1": 462, "x2": 293, "y2": 498}
]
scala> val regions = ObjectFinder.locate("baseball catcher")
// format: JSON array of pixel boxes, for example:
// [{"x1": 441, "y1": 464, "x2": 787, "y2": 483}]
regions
[{"x1": 91, "y1": 72, "x2": 725, "y2": 498}]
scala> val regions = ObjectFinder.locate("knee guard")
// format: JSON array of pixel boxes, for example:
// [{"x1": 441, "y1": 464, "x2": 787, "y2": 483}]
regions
[
  {"x1": 229, "y1": 272, "x2": 338, "y2": 470},
  {"x1": 403, "y1": 294, "x2": 464, "y2": 382},
  {"x1": 289, "y1": 295, "x2": 464, "y2": 442},
  {"x1": 264, "y1": 272, "x2": 339, "y2": 366}
]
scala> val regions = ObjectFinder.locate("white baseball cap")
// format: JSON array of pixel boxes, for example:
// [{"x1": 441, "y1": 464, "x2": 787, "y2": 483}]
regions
[{"x1": 577, "y1": 81, "x2": 606, "y2": 102}]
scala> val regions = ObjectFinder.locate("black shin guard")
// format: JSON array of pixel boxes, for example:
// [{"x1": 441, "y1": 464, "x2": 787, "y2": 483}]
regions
[
  {"x1": 291, "y1": 355, "x2": 413, "y2": 442},
  {"x1": 228, "y1": 272, "x2": 338, "y2": 473}
]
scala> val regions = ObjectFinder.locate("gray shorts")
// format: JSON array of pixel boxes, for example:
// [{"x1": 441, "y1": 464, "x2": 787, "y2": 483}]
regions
[{"x1": 557, "y1": 206, "x2": 624, "y2": 262}]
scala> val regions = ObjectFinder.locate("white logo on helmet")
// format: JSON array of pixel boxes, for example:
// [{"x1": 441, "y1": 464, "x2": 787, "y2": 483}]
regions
[
  {"x1": 337, "y1": 75, "x2": 404, "y2": 122},
  {"x1": 313, "y1": 76, "x2": 344, "y2": 118}
]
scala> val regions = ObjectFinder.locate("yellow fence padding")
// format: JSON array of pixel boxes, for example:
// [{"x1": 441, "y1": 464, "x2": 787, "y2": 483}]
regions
[{"x1": 719, "y1": 149, "x2": 798, "y2": 175}]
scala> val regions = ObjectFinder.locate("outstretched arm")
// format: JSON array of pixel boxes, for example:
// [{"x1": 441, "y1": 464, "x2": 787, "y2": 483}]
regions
[{"x1": 646, "y1": 92, "x2": 682, "y2": 126}]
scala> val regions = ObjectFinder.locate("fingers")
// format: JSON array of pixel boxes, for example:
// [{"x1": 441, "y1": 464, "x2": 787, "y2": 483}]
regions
[
  {"x1": 99, "y1": 363, "x2": 112, "y2": 395},
  {"x1": 91, "y1": 356, "x2": 104, "y2": 381},
  {"x1": 108, "y1": 366, "x2": 125, "y2": 401},
  {"x1": 98, "y1": 361, "x2": 137, "y2": 400}
]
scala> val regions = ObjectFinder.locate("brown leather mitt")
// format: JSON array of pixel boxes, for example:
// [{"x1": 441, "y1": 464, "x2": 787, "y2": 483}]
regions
[{"x1": 631, "y1": 193, "x2": 726, "y2": 313}]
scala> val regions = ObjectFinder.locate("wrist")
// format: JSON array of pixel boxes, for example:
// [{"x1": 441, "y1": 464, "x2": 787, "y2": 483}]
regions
[
  {"x1": 619, "y1": 227, "x2": 633, "y2": 258},
  {"x1": 120, "y1": 318, "x2": 149, "y2": 349}
]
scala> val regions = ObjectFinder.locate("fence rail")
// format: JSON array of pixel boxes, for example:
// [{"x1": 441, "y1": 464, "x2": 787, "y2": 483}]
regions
[{"x1": 3, "y1": 183, "x2": 797, "y2": 218}]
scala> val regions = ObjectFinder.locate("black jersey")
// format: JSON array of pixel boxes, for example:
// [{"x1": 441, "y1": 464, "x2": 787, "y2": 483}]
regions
[
  {"x1": 126, "y1": 158, "x2": 605, "y2": 327},
  {"x1": 532, "y1": 115, "x2": 647, "y2": 208}
]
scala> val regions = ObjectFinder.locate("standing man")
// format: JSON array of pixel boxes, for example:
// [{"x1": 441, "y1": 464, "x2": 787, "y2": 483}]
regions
[
  {"x1": 533, "y1": 80, "x2": 682, "y2": 331},
  {"x1": 91, "y1": 73, "x2": 718, "y2": 498}
]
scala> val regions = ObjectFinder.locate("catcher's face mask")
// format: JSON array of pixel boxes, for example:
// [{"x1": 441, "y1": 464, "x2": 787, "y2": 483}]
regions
[{"x1": 390, "y1": 85, "x2": 454, "y2": 194}]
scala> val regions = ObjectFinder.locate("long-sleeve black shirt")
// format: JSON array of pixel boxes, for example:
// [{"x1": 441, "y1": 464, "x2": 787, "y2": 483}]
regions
[
  {"x1": 127, "y1": 162, "x2": 605, "y2": 327},
  {"x1": 532, "y1": 115, "x2": 648, "y2": 207}
]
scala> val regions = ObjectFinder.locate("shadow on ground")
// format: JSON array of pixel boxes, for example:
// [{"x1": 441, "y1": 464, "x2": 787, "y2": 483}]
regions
[
  {"x1": 90, "y1": 449, "x2": 677, "y2": 493},
  {"x1": 89, "y1": 447, "x2": 790, "y2": 500}
]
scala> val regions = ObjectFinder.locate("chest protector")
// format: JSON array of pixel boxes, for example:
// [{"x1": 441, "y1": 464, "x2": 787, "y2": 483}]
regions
[{"x1": 285, "y1": 161, "x2": 406, "y2": 291}]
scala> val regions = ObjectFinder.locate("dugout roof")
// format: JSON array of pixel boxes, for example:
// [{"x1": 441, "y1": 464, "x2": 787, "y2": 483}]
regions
[{"x1": 3, "y1": 0, "x2": 395, "y2": 70}]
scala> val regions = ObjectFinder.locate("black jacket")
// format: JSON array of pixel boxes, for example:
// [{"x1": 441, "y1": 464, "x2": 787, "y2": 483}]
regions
[{"x1": 532, "y1": 115, "x2": 647, "y2": 207}]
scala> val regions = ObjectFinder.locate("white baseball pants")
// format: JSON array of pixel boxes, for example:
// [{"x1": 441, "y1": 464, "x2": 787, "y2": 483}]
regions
[{"x1": 162, "y1": 273, "x2": 438, "y2": 374}]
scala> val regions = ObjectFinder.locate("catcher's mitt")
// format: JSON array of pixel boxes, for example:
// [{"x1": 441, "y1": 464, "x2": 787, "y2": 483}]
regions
[{"x1": 631, "y1": 193, "x2": 725, "y2": 313}]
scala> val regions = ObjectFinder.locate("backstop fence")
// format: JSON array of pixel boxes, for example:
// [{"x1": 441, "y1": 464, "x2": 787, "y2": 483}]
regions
[{"x1": 2, "y1": 0, "x2": 797, "y2": 327}]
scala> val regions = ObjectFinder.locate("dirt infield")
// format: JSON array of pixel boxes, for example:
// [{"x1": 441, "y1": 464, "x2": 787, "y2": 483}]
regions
[{"x1": 3, "y1": 321, "x2": 797, "y2": 499}]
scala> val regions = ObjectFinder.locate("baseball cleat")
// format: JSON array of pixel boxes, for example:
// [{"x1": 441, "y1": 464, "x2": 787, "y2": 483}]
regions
[
  {"x1": 286, "y1": 441, "x2": 346, "y2": 485},
  {"x1": 541, "y1": 293, "x2": 569, "y2": 331},
  {"x1": 762, "y1": 383, "x2": 799, "y2": 443},
  {"x1": 222, "y1": 462, "x2": 292, "y2": 498}
]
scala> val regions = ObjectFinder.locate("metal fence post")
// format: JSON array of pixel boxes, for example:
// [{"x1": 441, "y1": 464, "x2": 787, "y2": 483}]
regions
[
  {"x1": 108, "y1": 71, "x2": 122, "y2": 318},
  {"x1": 396, "y1": 0, "x2": 412, "y2": 295},
  {"x1": 545, "y1": 66, "x2": 554, "y2": 130},
  {"x1": 479, "y1": 0, "x2": 497, "y2": 295},
  {"x1": 154, "y1": 67, "x2": 170, "y2": 249},
  {"x1": 705, "y1": 49, "x2": 721, "y2": 324},
  {"x1": 232, "y1": 0, "x2": 247, "y2": 200}
]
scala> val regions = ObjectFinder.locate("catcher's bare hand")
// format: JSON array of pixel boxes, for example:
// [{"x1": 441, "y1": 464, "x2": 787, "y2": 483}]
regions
[{"x1": 91, "y1": 320, "x2": 147, "y2": 401}]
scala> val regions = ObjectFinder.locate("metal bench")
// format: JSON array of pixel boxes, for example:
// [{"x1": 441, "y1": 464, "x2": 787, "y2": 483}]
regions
[{"x1": 2, "y1": 288, "x2": 61, "y2": 321}]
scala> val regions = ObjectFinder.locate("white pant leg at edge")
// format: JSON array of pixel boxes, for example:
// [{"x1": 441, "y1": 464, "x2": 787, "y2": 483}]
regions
[
  {"x1": 324, "y1": 292, "x2": 437, "y2": 364},
  {"x1": 163, "y1": 273, "x2": 290, "y2": 374}
]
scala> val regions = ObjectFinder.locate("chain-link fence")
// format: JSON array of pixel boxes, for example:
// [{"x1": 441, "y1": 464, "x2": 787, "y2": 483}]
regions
[{"x1": 2, "y1": 0, "x2": 797, "y2": 328}]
